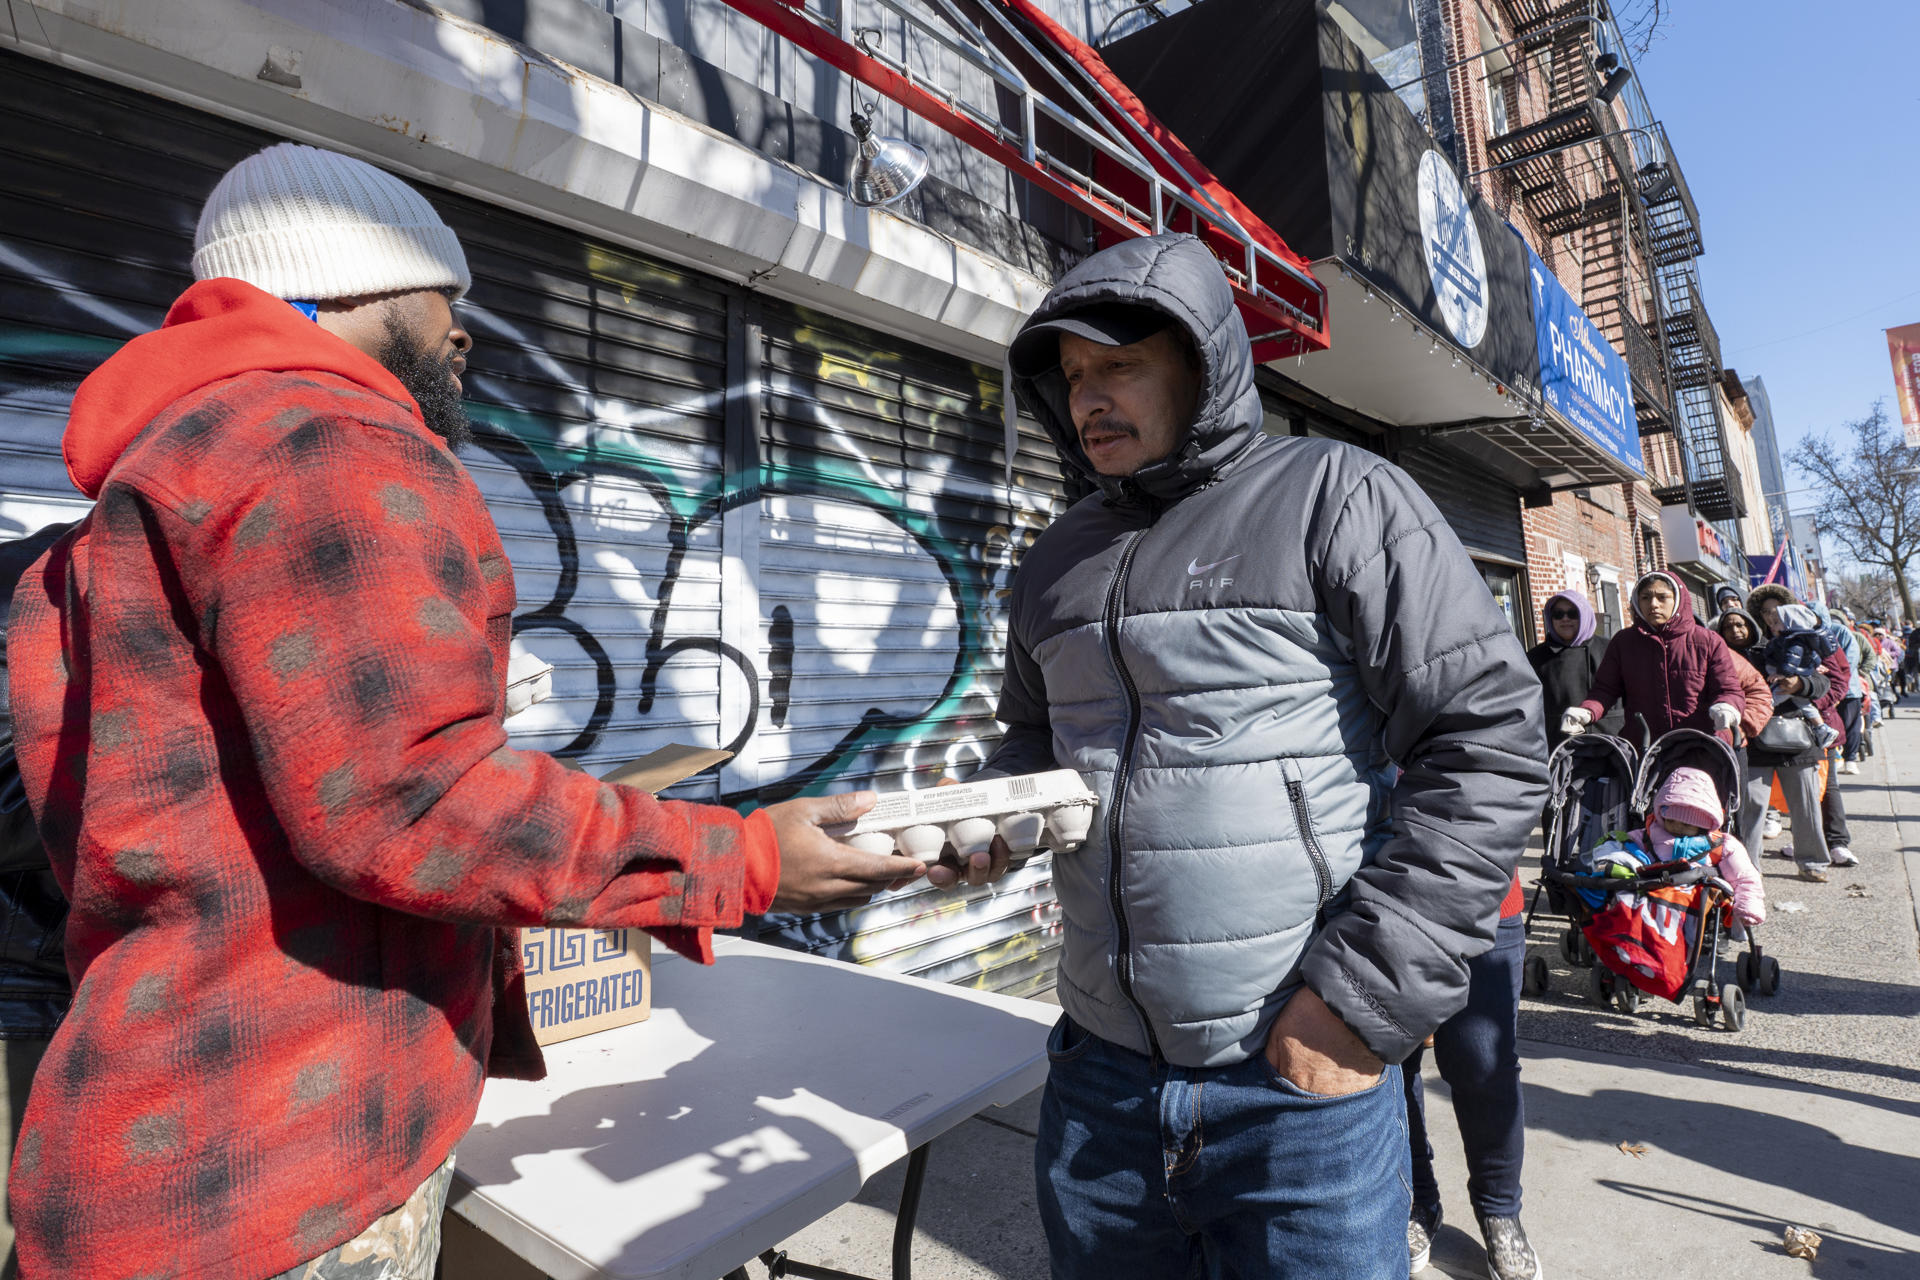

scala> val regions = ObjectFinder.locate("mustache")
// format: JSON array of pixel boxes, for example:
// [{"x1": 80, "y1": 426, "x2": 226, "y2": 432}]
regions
[{"x1": 1080, "y1": 417, "x2": 1138, "y2": 442}]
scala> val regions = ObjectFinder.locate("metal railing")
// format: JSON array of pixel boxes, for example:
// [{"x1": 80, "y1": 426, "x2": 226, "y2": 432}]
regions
[{"x1": 717, "y1": 0, "x2": 1328, "y2": 351}]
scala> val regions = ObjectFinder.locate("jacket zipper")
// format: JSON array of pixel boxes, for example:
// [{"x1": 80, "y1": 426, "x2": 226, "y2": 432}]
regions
[
  {"x1": 1286, "y1": 780, "x2": 1334, "y2": 912},
  {"x1": 1102, "y1": 523, "x2": 1163, "y2": 1063}
]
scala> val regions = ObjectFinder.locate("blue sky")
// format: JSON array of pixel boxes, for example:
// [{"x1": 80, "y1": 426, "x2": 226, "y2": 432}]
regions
[{"x1": 1628, "y1": 0, "x2": 1920, "y2": 504}]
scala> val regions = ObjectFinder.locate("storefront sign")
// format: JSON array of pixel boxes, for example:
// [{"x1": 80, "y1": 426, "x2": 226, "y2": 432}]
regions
[
  {"x1": 1418, "y1": 151, "x2": 1490, "y2": 349},
  {"x1": 1885, "y1": 322, "x2": 1920, "y2": 448},
  {"x1": 1523, "y1": 240, "x2": 1641, "y2": 474},
  {"x1": 1102, "y1": 0, "x2": 1543, "y2": 406}
]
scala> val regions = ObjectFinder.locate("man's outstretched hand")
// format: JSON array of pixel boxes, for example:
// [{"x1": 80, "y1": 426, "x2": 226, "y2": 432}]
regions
[
  {"x1": 762, "y1": 791, "x2": 925, "y2": 913},
  {"x1": 1263, "y1": 985, "x2": 1385, "y2": 1097}
]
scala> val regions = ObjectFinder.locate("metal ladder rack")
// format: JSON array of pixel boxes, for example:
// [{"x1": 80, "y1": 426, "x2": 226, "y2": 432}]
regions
[{"x1": 715, "y1": 0, "x2": 1328, "y2": 355}]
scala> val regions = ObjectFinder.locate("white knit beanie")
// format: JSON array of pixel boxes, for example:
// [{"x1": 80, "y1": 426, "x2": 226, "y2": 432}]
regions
[{"x1": 192, "y1": 143, "x2": 470, "y2": 301}]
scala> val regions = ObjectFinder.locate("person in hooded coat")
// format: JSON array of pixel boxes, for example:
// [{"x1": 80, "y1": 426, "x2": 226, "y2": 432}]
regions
[
  {"x1": 1564, "y1": 571, "x2": 1744, "y2": 746},
  {"x1": 1818, "y1": 602, "x2": 1869, "y2": 769},
  {"x1": 1527, "y1": 589, "x2": 1621, "y2": 749},
  {"x1": 983, "y1": 233, "x2": 1547, "y2": 1280},
  {"x1": 2, "y1": 144, "x2": 922, "y2": 1280},
  {"x1": 1781, "y1": 594, "x2": 1858, "y2": 866},
  {"x1": 1746, "y1": 586, "x2": 1854, "y2": 879},
  {"x1": 1713, "y1": 607, "x2": 1777, "y2": 742}
]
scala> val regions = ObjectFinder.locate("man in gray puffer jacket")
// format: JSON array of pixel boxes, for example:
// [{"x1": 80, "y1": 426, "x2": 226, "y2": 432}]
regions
[{"x1": 983, "y1": 234, "x2": 1545, "y2": 1278}]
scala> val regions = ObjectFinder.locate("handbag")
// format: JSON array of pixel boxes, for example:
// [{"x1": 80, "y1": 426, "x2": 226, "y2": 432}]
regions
[{"x1": 1751, "y1": 710, "x2": 1817, "y2": 756}]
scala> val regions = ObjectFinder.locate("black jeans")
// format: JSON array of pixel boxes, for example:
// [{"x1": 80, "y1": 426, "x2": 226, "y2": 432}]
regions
[
  {"x1": 1403, "y1": 912, "x2": 1527, "y2": 1222},
  {"x1": 1821, "y1": 751, "x2": 1852, "y2": 850},
  {"x1": 1840, "y1": 695, "x2": 1865, "y2": 761}
]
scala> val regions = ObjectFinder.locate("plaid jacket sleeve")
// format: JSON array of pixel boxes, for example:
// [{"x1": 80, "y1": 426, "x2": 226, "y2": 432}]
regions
[{"x1": 153, "y1": 404, "x2": 773, "y2": 955}]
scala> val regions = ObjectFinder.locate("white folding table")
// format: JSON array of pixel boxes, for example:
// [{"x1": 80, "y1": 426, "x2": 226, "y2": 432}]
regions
[{"x1": 448, "y1": 936, "x2": 1056, "y2": 1280}]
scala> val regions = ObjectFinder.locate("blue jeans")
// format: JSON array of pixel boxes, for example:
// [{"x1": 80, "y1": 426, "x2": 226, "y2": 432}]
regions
[
  {"x1": 1402, "y1": 913, "x2": 1526, "y2": 1222},
  {"x1": 1034, "y1": 1012, "x2": 1411, "y2": 1280}
]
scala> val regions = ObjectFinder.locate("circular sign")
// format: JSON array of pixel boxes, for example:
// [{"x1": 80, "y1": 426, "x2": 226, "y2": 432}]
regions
[{"x1": 1416, "y1": 150, "x2": 1489, "y2": 350}]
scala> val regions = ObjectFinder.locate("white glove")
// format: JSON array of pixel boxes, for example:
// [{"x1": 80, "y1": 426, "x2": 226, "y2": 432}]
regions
[
  {"x1": 1708, "y1": 702, "x2": 1740, "y2": 732},
  {"x1": 1559, "y1": 708, "x2": 1592, "y2": 737},
  {"x1": 505, "y1": 642, "x2": 555, "y2": 718}
]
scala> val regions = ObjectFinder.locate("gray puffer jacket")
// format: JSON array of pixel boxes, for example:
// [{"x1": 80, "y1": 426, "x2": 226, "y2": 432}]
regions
[{"x1": 982, "y1": 234, "x2": 1545, "y2": 1067}]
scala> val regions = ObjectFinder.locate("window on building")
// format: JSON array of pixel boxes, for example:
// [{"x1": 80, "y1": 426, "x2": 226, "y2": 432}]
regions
[
  {"x1": 1478, "y1": 561, "x2": 1528, "y2": 643},
  {"x1": 1486, "y1": 73, "x2": 1512, "y2": 137},
  {"x1": 1597, "y1": 580, "x2": 1623, "y2": 641}
]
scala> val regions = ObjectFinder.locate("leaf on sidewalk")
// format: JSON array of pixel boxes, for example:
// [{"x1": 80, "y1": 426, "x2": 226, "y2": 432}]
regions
[
  {"x1": 1618, "y1": 1141, "x2": 1649, "y2": 1158},
  {"x1": 1783, "y1": 1225, "x2": 1821, "y2": 1259},
  {"x1": 1845, "y1": 884, "x2": 1871, "y2": 898}
]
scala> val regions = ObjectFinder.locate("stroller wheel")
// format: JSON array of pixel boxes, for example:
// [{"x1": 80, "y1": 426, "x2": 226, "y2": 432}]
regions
[
  {"x1": 1721, "y1": 983, "x2": 1748, "y2": 1031},
  {"x1": 1559, "y1": 929, "x2": 1579, "y2": 967},
  {"x1": 1587, "y1": 964, "x2": 1613, "y2": 1005},
  {"x1": 1760, "y1": 956, "x2": 1782, "y2": 997},
  {"x1": 1692, "y1": 994, "x2": 1716, "y2": 1028},
  {"x1": 1736, "y1": 951, "x2": 1756, "y2": 993},
  {"x1": 1522, "y1": 954, "x2": 1550, "y2": 997},
  {"x1": 1613, "y1": 984, "x2": 1641, "y2": 1015}
]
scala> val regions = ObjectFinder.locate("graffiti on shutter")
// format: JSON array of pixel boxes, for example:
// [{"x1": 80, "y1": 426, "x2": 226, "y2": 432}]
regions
[{"x1": 0, "y1": 50, "x2": 1071, "y2": 993}]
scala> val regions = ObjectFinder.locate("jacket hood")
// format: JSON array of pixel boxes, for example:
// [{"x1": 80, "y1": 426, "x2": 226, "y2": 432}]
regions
[
  {"x1": 63, "y1": 277, "x2": 420, "y2": 498},
  {"x1": 1715, "y1": 607, "x2": 1761, "y2": 652},
  {"x1": 1629, "y1": 570, "x2": 1696, "y2": 638},
  {"x1": 1746, "y1": 582, "x2": 1795, "y2": 618},
  {"x1": 1541, "y1": 589, "x2": 1596, "y2": 647},
  {"x1": 1009, "y1": 234, "x2": 1261, "y2": 504},
  {"x1": 1775, "y1": 603, "x2": 1822, "y2": 636},
  {"x1": 1652, "y1": 766, "x2": 1725, "y2": 832}
]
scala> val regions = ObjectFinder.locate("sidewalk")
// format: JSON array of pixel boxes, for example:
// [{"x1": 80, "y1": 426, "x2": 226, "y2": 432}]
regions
[{"x1": 764, "y1": 713, "x2": 1920, "y2": 1280}]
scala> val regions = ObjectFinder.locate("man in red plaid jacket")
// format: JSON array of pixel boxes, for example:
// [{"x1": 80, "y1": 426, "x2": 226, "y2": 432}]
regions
[{"x1": 3, "y1": 143, "x2": 929, "y2": 1279}]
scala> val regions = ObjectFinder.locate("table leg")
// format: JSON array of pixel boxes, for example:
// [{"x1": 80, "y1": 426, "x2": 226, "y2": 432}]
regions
[
  {"x1": 754, "y1": 1141, "x2": 935, "y2": 1280},
  {"x1": 889, "y1": 1144, "x2": 931, "y2": 1280}
]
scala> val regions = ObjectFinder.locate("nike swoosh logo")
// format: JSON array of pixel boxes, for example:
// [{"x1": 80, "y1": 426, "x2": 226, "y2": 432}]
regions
[{"x1": 1187, "y1": 555, "x2": 1241, "y2": 576}]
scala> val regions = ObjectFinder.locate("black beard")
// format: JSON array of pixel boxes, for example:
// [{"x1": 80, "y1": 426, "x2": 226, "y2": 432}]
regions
[{"x1": 376, "y1": 312, "x2": 472, "y2": 451}]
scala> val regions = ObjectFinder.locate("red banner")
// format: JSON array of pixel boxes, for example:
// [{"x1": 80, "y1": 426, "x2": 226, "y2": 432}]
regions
[{"x1": 1887, "y1": 322, "x2": 1920, "y2": 447}]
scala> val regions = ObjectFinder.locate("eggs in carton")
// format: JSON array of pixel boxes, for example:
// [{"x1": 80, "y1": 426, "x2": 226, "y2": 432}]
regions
[{"x1": 827, "y1": 769, "x2": 1099, "y2": 866}]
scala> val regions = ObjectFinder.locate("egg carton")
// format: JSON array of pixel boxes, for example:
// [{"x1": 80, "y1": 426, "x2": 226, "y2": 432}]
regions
[{"x1": 825, "y1": 769, "x2": 1100, "y2": 865}]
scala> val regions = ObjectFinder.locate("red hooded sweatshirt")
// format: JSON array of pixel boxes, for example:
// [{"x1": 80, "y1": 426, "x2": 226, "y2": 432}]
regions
[
  {"x1": 5, "y1": 279, "x2": 778, "y2": 1279},
  {"x1": 1578, "y1": 571, "x2": 1744, "y2": 743}
]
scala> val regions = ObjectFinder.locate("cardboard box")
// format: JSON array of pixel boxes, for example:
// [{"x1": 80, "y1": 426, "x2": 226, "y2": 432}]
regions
[{"x1": 519, "y1": 744, "x2": 731, "y2": 1046}]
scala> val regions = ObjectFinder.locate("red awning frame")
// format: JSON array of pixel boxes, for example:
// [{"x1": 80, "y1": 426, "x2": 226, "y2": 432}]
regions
[{"x1": 713, "y1": 0, "x2": 1330, "y2": 359}]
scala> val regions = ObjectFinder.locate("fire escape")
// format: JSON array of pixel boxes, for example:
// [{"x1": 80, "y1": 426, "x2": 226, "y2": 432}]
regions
[{"x1": 1479, "y1": 0, "x2": 1744, "y2": 524}]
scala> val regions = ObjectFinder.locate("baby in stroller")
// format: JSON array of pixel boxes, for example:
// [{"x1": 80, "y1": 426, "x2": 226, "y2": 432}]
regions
[
  {"x1": 1583, "y1": 768, "x2": 1765, "y2": 1005},
  {"x1": 1753, "y1": 604, "x2": 1841, "y2": 750}
]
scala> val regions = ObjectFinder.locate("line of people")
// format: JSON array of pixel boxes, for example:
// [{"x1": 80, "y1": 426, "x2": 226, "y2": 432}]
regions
[
  {"x1": 1540, "y1": 572, "x2": 1894, "y2": 883},
  {"x1": 1406, "y1": 569, "x2": 1906, "y2": 1278}
]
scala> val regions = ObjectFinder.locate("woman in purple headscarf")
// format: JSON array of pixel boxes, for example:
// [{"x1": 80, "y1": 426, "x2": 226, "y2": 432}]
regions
[{"x1": 1528, "y1": 588, "x2": 1621, "y2": 749}]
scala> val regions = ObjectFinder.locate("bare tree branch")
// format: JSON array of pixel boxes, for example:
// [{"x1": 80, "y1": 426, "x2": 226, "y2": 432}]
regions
[
  {"x1": 1613, "y1": 0, "x2": 1669, "y2": 57},
  {"x1": 1792, "y1": 402, "x2": 1920, "y2": 620}
]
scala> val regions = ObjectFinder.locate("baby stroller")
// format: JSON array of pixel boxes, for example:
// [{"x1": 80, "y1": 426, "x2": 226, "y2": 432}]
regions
[{"x1": 1523, "y1": 728, "x2": 1780, "y2": 1031}]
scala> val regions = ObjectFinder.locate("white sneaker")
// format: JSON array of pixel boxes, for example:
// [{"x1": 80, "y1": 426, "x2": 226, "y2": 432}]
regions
[
  {"x1": 1762, "y1": 814, "x2": 1783, "y2": 840},
  {"x1": 1843, "y1": 761, "x2": 1860, "y2": 775},
  {"x1": 1829, "y1": 846, "x2": 1859, "y2": 867}
]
